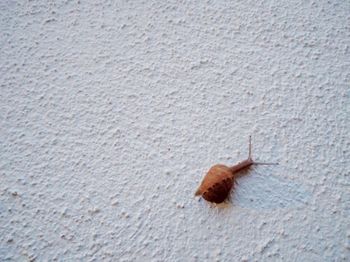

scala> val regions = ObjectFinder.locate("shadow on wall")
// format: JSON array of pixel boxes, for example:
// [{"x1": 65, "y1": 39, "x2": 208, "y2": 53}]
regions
[{"x1": 230, "y1": 166, "x2": 311, "y2": 210}]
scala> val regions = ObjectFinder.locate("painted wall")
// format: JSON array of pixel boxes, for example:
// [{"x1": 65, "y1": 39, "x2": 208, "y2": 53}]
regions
[{"x1": 1, "y1": 1, "x2": 349, "y2": 261}]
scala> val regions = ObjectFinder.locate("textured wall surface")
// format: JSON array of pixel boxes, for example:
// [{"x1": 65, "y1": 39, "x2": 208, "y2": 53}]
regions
[{"x1": 1, "y1": 1, "x2": 349, "y2": 261}]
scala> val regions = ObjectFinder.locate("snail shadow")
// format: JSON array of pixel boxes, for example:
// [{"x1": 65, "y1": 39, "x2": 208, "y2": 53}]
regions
[
  {"x1": 231, "y1": 165, "x2": 311, "y2": 210},
  {"x1": 197, "y1": 196, "x2": 231, "y2": 209}
]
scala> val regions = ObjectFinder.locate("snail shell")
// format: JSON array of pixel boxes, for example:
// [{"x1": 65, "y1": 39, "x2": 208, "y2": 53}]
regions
[{"x1": 195, "y1": 164, "x2": 234, "y2": 204}]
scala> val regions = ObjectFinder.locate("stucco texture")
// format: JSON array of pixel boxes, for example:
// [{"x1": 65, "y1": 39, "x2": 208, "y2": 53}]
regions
[{"x1": 1, "y1": 0, "x2": 349, "y2": 261}]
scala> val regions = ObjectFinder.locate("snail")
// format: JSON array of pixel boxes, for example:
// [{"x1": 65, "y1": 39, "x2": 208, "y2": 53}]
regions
[{"x1": 195, "y1": 136, "x2": 278, "y2": 204}]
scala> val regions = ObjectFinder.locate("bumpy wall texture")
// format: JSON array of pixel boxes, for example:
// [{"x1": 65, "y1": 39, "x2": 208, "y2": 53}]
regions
[{"x1": 1, "y1": 1, "x2": 349, "y2": 261}]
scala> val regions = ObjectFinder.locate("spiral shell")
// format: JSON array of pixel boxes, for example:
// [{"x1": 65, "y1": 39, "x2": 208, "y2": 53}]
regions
[{"x1": 195, "y1": 164, "x2": 234, "y2": 203}]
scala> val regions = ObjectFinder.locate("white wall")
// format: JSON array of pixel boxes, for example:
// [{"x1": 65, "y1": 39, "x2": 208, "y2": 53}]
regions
[{"x1": 1, "y1": 1, "x2": 349, "y2": 261}]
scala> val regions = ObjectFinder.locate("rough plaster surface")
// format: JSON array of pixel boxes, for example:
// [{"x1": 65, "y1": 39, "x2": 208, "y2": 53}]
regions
[{"x1": 1, "y1": 0, "x2": 349, "y2": 261}]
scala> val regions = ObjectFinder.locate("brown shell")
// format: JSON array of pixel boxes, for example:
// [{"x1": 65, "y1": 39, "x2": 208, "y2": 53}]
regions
[{"x1": 195, "y1": 164, "x2": 234, "y2": 203}]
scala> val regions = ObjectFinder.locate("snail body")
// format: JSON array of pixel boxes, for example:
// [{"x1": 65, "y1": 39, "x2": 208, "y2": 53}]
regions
[{"x1": 195, "y1": 137, "x2": 277, "y2": 204}]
